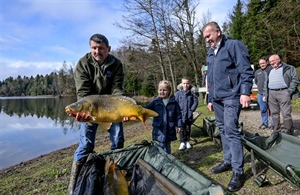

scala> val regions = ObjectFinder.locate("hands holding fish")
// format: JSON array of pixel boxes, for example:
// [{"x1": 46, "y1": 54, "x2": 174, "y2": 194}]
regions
[
  {"x1": 69, "y1": 113, "x2": 91, "y2": 122},
  {"x1": 122, "y1": 117, "x2": 130, "y2": 122},
  {"x1": 69, "y1": 113, "x2": 130, "y2": 122}
]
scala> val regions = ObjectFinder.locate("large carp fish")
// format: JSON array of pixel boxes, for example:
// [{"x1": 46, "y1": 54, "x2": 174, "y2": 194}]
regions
[{"x1": 65, "y1": 95, "x2": 158, "y2": 130}]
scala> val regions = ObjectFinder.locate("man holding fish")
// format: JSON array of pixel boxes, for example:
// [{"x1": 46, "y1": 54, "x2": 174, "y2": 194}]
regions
[{"x1": 67, "y1": 34, "x2": 128, "y2": 194}]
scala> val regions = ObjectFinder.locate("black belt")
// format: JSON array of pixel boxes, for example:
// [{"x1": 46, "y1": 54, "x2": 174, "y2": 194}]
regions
[{"x1": 269, "y1": 88, "x2": 287, "y2": 91}]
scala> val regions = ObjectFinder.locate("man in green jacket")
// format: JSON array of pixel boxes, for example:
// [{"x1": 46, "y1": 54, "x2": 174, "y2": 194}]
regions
[{"x1": 68, "y1": 34, "x2": 125, "y2": 194}]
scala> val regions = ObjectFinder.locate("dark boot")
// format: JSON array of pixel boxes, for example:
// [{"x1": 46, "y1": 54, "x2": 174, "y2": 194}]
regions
[
  {"x1": 272, "y1": 117, "x2": 281, "y2": 133},
  {"x1": 282, "y1": 119, "x2": 294, "y2": 135},
  {"x1": 227, "y1": 171, "x2": 244, "y2": 192},
  {"x1": 68, "y1": 161, "x2": 84, "y2": 195},
  {"x1": 211, "y1": 161, "x2": 231, "y2": 174}
]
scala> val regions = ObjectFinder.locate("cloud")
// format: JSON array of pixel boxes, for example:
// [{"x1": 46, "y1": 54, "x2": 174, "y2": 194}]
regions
[
  {"x1": 43, "y1": 45, "x2": 75, "y2": 55},
  {"x1": 0, "y1": 57, "x2": 74, "y2": 80}
]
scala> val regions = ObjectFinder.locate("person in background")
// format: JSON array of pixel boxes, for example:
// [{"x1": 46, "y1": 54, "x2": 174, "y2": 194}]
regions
[
  {"x1": 201, "y1": 65, "x2": 207, "y2": 87},
  {"x1": 144, "y1": 80, "x2": 182, "y2": 154},
  {"x1": 175, "y1": 77, "x2": 198, "y2": 150},
  {"x1": 203, "y1": 21, "x2": 254, "y2": 192},
  {"x1": 68, "y1": 34, "x2": 127, "y2": 194},
  {"x1": 254, "y1": 57, "x2": 272, "y2": 129},
  {"x1": 263, "y1": 54, "x2": 299, "y2": 135}
]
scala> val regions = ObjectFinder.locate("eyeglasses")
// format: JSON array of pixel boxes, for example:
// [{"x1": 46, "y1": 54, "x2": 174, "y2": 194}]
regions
[{"x1": 269, "y1": 59, "x2": 279, "y2": 64}]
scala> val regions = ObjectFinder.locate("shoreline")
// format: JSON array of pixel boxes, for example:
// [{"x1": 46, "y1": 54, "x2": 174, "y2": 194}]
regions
[{"x1": 0, "y1": 143, "x2": 78, "y2": 175}]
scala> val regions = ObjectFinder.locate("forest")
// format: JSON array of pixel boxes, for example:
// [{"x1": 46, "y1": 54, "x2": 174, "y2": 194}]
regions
[{"x1": 0, "y1": 0, "x2": 299, "y2": 97}]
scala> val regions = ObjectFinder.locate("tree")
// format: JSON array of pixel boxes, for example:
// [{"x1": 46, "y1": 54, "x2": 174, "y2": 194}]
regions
[
  {"x1": 116, "y1": 0, "x2": 168, "y2": 81},
  {"x1": 116, "y1": 0, "x2": 207, "y2": 93},
  {"x1": 241, "y1": 0, "x2": 300, "y2": 64},
  {"x1": 228, "y1": 0, "x2": 245, "y2": 40},
  {"x1": 170, "y1": 0, "x2": 204, "y2": 88}
]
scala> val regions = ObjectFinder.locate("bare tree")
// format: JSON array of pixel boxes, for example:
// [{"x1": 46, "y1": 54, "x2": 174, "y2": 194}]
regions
[
  {"x1": 166, "y1": 0, "x2": 204, "y2": 88},
  {"x1": 115, "y1": 0, "x2": 167, "y2": 80}
]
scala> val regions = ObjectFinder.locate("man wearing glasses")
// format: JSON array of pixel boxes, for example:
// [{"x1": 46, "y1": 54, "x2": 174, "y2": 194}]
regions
[{"x1": 263, "y1": 54, "x2": 299, "y2": 135}]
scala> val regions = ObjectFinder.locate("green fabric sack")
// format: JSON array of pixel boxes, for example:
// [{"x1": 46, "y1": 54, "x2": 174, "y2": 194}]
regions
[
  {"x1": 203, "y1": 116, "x2": 244, "y2": 139},
  {"x1": 203, "y1": 116, "x2": 220, "y2": 138},
  {"x1": 98, "y1": 140, "x2": 225, "y2": 195}
]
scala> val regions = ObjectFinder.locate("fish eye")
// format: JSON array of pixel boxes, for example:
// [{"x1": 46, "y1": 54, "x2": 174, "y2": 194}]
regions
[{"x1": 76, "y1": 103, "x2": 82, "y2": 109}]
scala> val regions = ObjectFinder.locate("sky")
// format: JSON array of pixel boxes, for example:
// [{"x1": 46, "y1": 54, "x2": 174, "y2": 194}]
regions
[{"x1": 0, "y1": 0, "x2": 237, "y2": 80}]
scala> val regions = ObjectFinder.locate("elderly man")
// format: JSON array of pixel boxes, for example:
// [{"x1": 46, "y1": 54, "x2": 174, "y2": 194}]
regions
[{"x1": 263, "y1": 54, "x2": 300, "y2": 135}]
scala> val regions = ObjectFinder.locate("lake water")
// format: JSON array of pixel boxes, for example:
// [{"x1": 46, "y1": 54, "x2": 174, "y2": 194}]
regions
[{"x1": 0, "y1": 96, "x2": 81, "y2": 169}]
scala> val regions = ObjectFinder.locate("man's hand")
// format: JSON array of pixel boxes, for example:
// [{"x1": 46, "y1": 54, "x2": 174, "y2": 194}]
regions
[
  {"x1": 240, "y1": 95, "x2": 251, "y2": 108},
  {"x1": 263, "y1": 96, "x2": 266, "y2": 102},
  {"x1": 122, "y1": 117, "x2": 130, "y2": 122},
  {"x1": 207, "y1": 102, "x2": 213, "y2": 111},
  {"x1": 69, "y1": 113, "x2": 91, "y2": 122},
  {"x1": 176, "y1": 127, "x2": 181, "y2": 133}
]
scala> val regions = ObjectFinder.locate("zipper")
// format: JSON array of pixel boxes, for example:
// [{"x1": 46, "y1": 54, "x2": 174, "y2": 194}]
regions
[{"x1": 213, "y1": 53, "x2": 217, "y2": 100}]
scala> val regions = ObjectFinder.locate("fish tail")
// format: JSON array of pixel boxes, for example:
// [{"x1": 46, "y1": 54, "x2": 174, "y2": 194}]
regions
[
  {"x1": 105, "y1": 158, "x2": 112, "y2": 175},
  {"x1": 139, "y1": 108, "x2": 159, "y2": 123}
]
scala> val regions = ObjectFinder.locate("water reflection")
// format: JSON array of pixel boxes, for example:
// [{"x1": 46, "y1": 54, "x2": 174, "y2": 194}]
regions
[{"x1": 0, "y1": 96, "x2": 80, "y2": 169}]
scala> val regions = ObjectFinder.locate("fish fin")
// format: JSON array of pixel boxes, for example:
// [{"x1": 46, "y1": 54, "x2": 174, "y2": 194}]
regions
[
  {"x1": 113, "y1": 157, "x2": 118, "y2": 166},
  {"x1": 114, "y1": 95, "x2": 137, "y2": 104},
  {"x1": 105, "y1": 158, "x2": 112, "y2": 175},
  {"x1": 137, "y1": 108, "x2": 158, "y2": 126},
  {"x1": 101, "y1": 122, "x2": 112, "y2": 130},
  {"x1": 120, "y1": 170, "x2": 127, "y2": 176},
  {"x1": 129, "y1": 117, "x2": 137, "y2": 121},
  {"x1": 91, "y1": 116, "x2": 96, "y2": 121}
]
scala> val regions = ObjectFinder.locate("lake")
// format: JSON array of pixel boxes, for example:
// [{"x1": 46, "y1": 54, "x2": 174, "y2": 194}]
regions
[{"x1": 0, "y1": 96, "x2": 82, "y2": 169}]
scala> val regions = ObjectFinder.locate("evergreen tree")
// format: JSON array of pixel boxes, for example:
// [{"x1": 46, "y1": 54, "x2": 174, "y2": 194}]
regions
[{"x1": 228, "y1": 0, "x2": 244, "y2": 40}]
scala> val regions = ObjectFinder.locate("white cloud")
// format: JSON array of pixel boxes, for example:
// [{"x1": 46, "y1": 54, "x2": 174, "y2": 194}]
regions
[
  {"x1": 43, "y1": 45, "x2": 75, "y2": 55},
  {"x1": 0, "y1": 34, "x2": 22, "y2": 43},
  {"x1": 0, "y1": 58, "x2": 74, "y2": 80}
]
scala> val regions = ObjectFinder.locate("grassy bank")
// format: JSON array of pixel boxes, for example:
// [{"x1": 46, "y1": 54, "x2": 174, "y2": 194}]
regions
[{"x1": 0, "y1": 102, "x2": 299, "y2": 195}]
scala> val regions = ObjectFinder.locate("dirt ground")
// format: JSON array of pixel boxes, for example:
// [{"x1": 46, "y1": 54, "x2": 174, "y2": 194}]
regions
[
  {"x1": 240, "y1": 107, "x2": 300, "y2": 137},
  {"x1": 0, "y1": 105, "x2": 300, "y2": 194}
]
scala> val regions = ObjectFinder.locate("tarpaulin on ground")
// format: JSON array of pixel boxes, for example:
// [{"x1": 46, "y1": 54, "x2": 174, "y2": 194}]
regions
[{"x1": 74, "y1": 141, "x2": 225, "y2": 195}]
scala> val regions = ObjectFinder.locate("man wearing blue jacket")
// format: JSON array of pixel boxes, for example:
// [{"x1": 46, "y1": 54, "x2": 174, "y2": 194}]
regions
[{"x1": 203, "y1": 21, "x2": 254, "y2": 192}]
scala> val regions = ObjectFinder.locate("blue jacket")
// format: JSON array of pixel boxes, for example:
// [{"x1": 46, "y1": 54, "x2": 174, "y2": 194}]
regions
[
  {"x1": 144, "y1": 95, "x2": 182, "y2": 143},
  {"x1": 175, "y1": 87, "x2": 198, "y2": 124},
  {"x1": 206, "y1": 35, "x2": 254, "y2": 102}
]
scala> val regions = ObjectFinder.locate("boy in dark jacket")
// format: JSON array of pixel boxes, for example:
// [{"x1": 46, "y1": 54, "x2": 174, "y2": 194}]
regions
[
  {"x1": 175, "y1": 77, "x2": 198, "y2": 150},
  {"x1": 144, "y1": 80, "x2": 182, "y2": 154}
]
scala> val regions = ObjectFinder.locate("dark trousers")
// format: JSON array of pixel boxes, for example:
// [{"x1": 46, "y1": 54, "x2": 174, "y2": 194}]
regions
[
  {"x1": 179, "y1": 123, "x2": 191, "y2": 142},
  {"x1": 213, "y1": 99, "x2": 244, "y2": 174}
]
